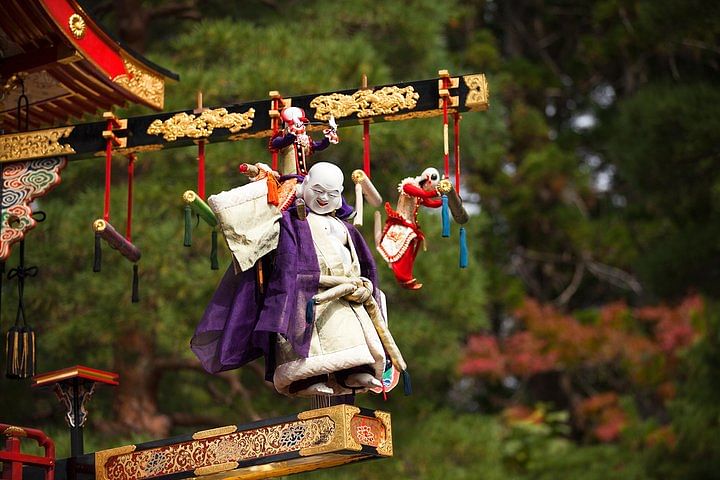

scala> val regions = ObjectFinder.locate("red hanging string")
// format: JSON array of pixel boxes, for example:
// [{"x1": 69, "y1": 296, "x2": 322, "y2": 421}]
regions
[
  {"x1": 442, "y1": 77, "x2": 450, "y2": 179},
  {"x1": 271, "y1": 98, "x2": 280, "y2": 172},
  {"x1": 126, "y1": 154, "x2": 135, "y2": 242},
  {"x1": 104, "y1": 119, "x2": 113, "y2": 222},
  {"x1": 197, "y1": 140, "x2": 206, "y2": 200},
  {"x1": 454, "y1": 112, "x2": 461, "y2": 194},
  {"x1": 363, "y1": 121, "x2": 371, "y2": 176}
]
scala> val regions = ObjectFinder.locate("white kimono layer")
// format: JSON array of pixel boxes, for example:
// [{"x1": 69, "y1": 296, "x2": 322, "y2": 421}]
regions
[{"x1": 273, "y1": 214, "x2": 386, "y2": 396}]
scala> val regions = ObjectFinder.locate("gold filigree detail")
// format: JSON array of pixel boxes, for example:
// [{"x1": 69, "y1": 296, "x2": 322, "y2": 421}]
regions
[
  {"x1": 299, "y1": 405, "x2": 361, "y2": 456},
  {"x1": 0, "y1": 127, "x2": 75, "y2": 162},
  {"x1": 95, "y1": 445, "x2": 137, "y2": 480},
  {"x1": 385, "y1": 110, "x2": 444, "y2": 122},
  {"x1": 464, "y1": 74, "x2": 489, "y2": 111},
  {"x1": 68, "y1": 14, "x2": 86, "y2": 39},
  {"x1": 113, "y1": 56, "x2": 165, "y2": 110},
  {"x1": 92, "y1": 144, "x2": 164, "y2": 157},
  {"x1": 147, "y1": 108, "x2": 255, "y2": 142},
  {"x1": 95, "y1": 416, "x2": 335, "y2": 479},
  {"x1": 374, "y1": 411, "x2": 393, "y2": 457},
  {"x1": 311, "y1": 86, "x2": 419, "y2": 121}
]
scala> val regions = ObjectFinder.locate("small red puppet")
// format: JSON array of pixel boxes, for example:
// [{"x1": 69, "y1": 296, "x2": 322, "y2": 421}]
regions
[{"x1": 377, "y1": 167, "x2": 442, "y2": 289}]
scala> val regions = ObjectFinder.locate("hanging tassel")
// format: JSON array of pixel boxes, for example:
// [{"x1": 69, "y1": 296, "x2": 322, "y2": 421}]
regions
[
  {"x1": 266, "y1": 175, "x2": 279, "y2": 206},
  {"x1": 131, "y1": 264, "x2": 139, "y2": 303},
  {"x1": 210, "y1": 230, "x2": 219, "y2": 270},
  {"x1": 401, "y1": 370, "x2": 412, "y2": 396},
  {"x1": 93, "y1": 232, "x2": 102, "y2": 272},
  {"x1": 441, "y1": 194, "x2": 450, "y2": 237},
  {"x1": 184, "y1": 204, "x2": 192, "y2": 247},
  {"x1": 306, "y1": 299, "x2": 315, "y2": 324},
  {"x1": 459, "y1": 227, "x2": 468, "y2": 268},
  {"x1": 6, "y1": 325, "x2": 35, "y2": 379}
]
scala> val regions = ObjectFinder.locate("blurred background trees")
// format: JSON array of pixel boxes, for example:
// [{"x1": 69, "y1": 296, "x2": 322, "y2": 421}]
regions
[{"x1": 1, "y1": 0, "x2": 719, "y2": 478}]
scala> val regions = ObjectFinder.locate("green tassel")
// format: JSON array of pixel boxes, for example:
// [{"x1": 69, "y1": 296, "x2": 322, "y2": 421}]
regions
[
  {"x1": 93, "y1": 232, "x2": 102, "y2": 272},
  {"x1": 402, "y1": 370, "x2": 412, "y2": 396},
  {"x1": 184, "y1": 204, "x2": 192, "y2": 247},
  {"x1": 459, "y1": 227, "x2": 468, "y2": 268},
  {"x1": 441, "y1": 194, "x2": 450, "y2": 237},
  {"x1": 131, "y1": 264, "x2": 140, "y2": 303},
  {"x1": 210, "y1": 230, "x2": 219, "y2": 270}
]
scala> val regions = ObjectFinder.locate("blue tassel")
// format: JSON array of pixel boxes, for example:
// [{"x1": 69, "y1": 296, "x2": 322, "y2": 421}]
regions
[
  {"x1": 459, "y1": 227, "x2": 468, "y2": 268},
  {"x1": 402, "y1": 370, "x2": 412, "y2": 396},
  {"x1": 441, "y1": 194, "x2": 450, "y2": 237},
  {"x1": 306, "y1": 299, "x2": 315, "y2": 324}
]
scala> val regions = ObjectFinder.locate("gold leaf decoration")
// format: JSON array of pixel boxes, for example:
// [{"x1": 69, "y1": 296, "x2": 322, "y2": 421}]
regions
[
  {"x1": 146, "y1": 108, "x2": 255, "y2": 142},
  {"x1": 113, "y1": 57, "x2": 165, "y2": 110},
  {"x1": 311, "y1": 86, "x2": 419, "y2": 120},
  {"x1": 0, "y1": 127, "x2": 75, "y2": 162},
  {"x1": 464, "y1": 74, "x2": 490, "y2": 111}
]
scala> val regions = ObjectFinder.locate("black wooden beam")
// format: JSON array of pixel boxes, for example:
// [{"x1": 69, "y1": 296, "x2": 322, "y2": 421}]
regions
[{"x1": 0, "y1": 72, "x2": 489, "y2": 164}]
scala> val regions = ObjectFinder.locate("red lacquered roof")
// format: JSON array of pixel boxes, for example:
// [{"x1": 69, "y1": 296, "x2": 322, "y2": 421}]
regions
[{"x1": 0, "y1": 0, "x2": 178, "y2": 131}]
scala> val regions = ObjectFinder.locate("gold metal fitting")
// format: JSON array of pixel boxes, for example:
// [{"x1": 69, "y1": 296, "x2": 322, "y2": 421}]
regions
[
  {"x1": 437, "y1": 179, "x2": 453, "y2": 194},
  {"x1": 183, "y1": 190, "x2": 197, "y2": 204},
  {"x1": 351, "y1": 169, "x2": 366, "y2": 184},
  {"x1": 92, "y1": 219, "x2": 107, "y2": 232}
]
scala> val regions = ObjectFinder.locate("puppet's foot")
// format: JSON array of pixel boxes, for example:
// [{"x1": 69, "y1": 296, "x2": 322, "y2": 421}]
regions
[
  {"x1": 345, "y1": 373, "x2": 382, "y2": 389},
  {"x1": 300, "y1": 382, "x2": 335, "y2": 396}
]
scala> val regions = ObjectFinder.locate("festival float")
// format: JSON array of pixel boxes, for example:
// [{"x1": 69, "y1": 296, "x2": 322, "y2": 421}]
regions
[{"x1": 0, "y1": 1, "x2": 489, "y2": 478}]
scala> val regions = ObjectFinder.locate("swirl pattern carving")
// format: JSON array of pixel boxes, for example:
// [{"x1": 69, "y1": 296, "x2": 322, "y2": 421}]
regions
[
  {"x1": 99, "y1": 417, "x2": 335, "y2": 480},
  {"x1": 147, "y1": 108, "x2": 255, "y2": 141},
  {"x1": 1, "y1": 158, "x2": 66, "y2": 260},
  {"x1": 311, "y1": 86, "x2": 419, "y2": 120}
]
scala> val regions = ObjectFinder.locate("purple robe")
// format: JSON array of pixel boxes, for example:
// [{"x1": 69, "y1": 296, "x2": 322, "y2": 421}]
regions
[{"x1": 191, "y1": 209, "x2": 379, "y2": 379}]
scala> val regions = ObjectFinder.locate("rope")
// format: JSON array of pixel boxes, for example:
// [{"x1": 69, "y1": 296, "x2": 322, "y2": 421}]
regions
[
  {"x1": 271, "y1": 97, "x2": 281, "y2": 171},
  {"x1": 363, "y1": 121, "x2": 371, "y2": 176},
  {"x1": 442, "y1": 77, "x2": 450, "y2": 179},
  {"x1": 104, "y1": 118, "x2": 113, "y2": 222},
  {"x1": 126, "y1": 154, "x2": 135, "y2": 242},
  {"x1": 197, "y1": 141, "x2": 206, "y2": 200},
  {"x1": 454, "y1": 112, "x2": 461, "y2": 194}
]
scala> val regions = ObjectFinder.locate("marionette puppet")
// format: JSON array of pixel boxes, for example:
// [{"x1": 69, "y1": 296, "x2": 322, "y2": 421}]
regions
[
  {"x1": 268, "y1": 106, "x2": 338, "y2": 176},
  {"x1": 376, "y1": 167, "x2": 443, "y2": 290},
  {"x1": 192, "y1": 162, "x2": 407, "y2": 397}
]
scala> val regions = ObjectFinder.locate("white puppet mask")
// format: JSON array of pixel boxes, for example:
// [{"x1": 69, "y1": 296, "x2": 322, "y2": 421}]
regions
[
  {"x1": 417, "y1": 167, "x2": 440, "y2": 191},
  {"x1": 300, "y1": 162, "x2": 344, "y2": 215}
]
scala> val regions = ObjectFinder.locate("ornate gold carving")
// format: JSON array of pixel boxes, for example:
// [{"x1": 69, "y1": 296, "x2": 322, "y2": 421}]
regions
[
  {"x1": 0, "y1": 127, "x2": 75, "y2": 162},
  {"x1": 68, "y1": 14, "x2": 86, "y2": 39},
  {"x1": 113, "y1": 56, "x2": 165, "y2": 110},
  {"x1": 464, "y1": 74, "x2": 489, "y2": 111},
  {"x1": 95, "y1": 445, "x2": 137, "y2": 480},
  {"x1": 311, "y1": 86, "x2": 419, "y2": 121},
  {"x1": 95, "y1": 416, "x2": 335, "y2": 479},
  {"x1": 385, "y1": 110, "x2": 443, "y2": 122},
  {"x1": 374, "y1": 411, "x2": 393, "y2": 457},
  {"x1": 192, "y1": 425, "x2": 237, "y2": 440},
  {"x1": 147, "y1": 108, "x2": 255, "y2": 141},
  {"x1": 2, "y1": 426, "x2": 27, "y2": 437},
  {"x1": 299, "y1": 405, "x2": 361, "y2": 456},
  {"x1": 93, "y1": 144, "x2": 164, "y2": 157}
]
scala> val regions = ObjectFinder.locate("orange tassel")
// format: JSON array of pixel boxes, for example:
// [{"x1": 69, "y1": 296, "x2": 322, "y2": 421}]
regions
[{"x1": 267, "y1": 175, "x2": 279, "y2": 206}]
